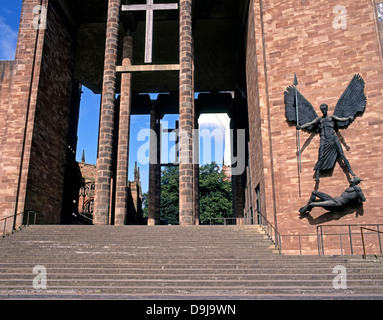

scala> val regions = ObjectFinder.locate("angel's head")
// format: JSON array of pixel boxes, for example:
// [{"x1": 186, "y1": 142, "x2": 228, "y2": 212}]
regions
[{"x1": 320, "y1": 104, "x2": 328, "y2": 115}]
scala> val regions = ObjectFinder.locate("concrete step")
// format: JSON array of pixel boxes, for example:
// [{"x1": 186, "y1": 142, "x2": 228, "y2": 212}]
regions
[
  {"x1": 1, "y1": 265, "x2": 382, "y2": 274},
  {"x1": 1, "y1": 278, "x2": 383, "y2": 288},
  {"x1": 0, "y1": 255, "x2": 380, "y2": 264},
  {"x1": 1, "y1": 272, "x2": 382, "y2": 281},
  {"x1": 1, "y1": 285, "x2": 383, "y2": 297},
  {"x1": 2, "y1": 293, "x2": 383, "y2": 300},
  {"x1": 0, "y1": 263, "x2": 381, "y2": 273},
  {"x1": 1, "y1": 225, "x2": 382, "y2": 299}
]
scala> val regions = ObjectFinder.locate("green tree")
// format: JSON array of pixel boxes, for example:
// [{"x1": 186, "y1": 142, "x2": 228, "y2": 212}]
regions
[
  {"x1": 141, "y1": 166, "x2": 179, "y2": 225},
  {"x1": 198, "y1": 162, "x2": 232, "y2": 224},
  {"x1": 142, "y1": 191, "x2": 148, "y2": 219},
  {"x1": 146, "y1": 162, "x2": 232, "y2": 225},
  {"x1": 160, "y1": 166, "x2": 180, "y2": 225}
]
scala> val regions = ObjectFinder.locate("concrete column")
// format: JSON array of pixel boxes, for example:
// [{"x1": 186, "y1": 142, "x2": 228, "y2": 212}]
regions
[
  {"x1": 115, "y1": 34, "x2": 133, "y2": 226},
  {"x1": 193, "y1": 110, "x2": 200, "y2": 225},
  {"x1": 155, "y1": 118, "x2": 161, "y2": 222},
  {"x1": 148, "y1": 105, "x2": 160, "y2": 225},
  {"x1": 94, "y1": 0, "x2": 121, "y2": 225},
  {"x1": 179, "y1": 0, "x2": 195, "y2": 226},
  {"x1": 231, "y1": 101, "x2": 245, "y2": 225}
]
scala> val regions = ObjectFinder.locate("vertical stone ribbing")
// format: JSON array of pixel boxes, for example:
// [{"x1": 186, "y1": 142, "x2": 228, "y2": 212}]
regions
[
  {"x1": 193, "y1": 110, "x2": 200, "y2": 225},
  {"x1": 155, "y1": 117, "x2": 161, "y2": 223},
  {"x1": 1, "y1": 0, "x2": 48, "y2": 228},
  {"x1": 179, "y1": 0, "x2": 194, "y2": 226},
  {"x1": 114, "y1": 34, "x2": 133, "y2": 226},
  {"x1": 94, "y1": 0, "x2": 121, "y2": 225},
  {"x1": 148, "y1": 105, "x2": 160, "y2": 225},
  {"x1": 231, "y1": 100, "x2": 245, "y2": 225}
]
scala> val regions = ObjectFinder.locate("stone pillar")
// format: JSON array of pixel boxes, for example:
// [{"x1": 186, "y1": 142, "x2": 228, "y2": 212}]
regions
[
  {"x1": 148, "y1": 105, "x2": 160, "y2": 225},
  {"x1": 156, "y1": 118, "x2": 161, "y2": 223},
  {"x1": 115, "y1": 34, "x2": 133, "y2": 226},
  {"x1": 231, "y1": 100, "x2": 245, "y2": 225},
  {"x1": 94, "y1": 0, "x2": 121, "y2": 225},
  {"x1": 193, "y1": 110, "x2": 200, "y2": 225},
  {"x1": 179, "y1": 0, "x2": 195, "y2": 226}
]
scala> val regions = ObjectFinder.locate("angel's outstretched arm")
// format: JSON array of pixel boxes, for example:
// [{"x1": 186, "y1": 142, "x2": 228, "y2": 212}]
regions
[
  {"x1": 332, "y1": 115, "x2": 354, "y2": 122},
  {"x1": 298, "y1": 116, "x2": 321, "y2": 129}
]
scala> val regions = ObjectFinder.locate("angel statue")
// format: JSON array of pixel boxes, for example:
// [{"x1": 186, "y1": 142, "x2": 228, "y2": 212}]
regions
[{"x1": 284, "y1": 74, "x2": 367, "y2": 181}]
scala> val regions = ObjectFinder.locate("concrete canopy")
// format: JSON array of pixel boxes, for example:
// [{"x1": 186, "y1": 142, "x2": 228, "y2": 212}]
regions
[{"x1": 56, "y1": 0, "x2": 250, "y2": 95}]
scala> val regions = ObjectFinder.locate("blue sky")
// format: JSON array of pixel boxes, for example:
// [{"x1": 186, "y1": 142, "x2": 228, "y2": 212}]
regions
[
  {"x1": 0, "y1": 1, "x2": 22, "y2": 60},
  {"x1": 0, "y1": 1, "x2": 230, "y2": 193}
]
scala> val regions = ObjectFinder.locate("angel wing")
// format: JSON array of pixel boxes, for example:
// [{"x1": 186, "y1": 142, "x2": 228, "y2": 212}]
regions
[
  {"x1": 333, "y1": 74, "x2": 367, "y2": 128},
  {"x1": 284, "y1": 86, "x2": 318, "y2": 132}
]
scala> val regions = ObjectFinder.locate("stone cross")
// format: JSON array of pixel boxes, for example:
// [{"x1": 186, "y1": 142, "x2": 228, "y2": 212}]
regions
[{"x1": 122, "y1": 0, "x2": 179, "y2": 63}]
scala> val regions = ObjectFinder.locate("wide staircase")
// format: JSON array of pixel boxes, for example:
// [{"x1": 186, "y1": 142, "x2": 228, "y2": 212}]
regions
[{"x1": 0, "y1": 225, "x2": 382, "y2": 299}]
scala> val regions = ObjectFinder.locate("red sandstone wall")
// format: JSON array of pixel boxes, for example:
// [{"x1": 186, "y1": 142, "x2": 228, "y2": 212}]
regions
[
  {"x1": 0, "y1": 0, "x2": 76, "y2": 224},
  {"x1": 24, "y1": 1, "x2": 76, "y2": 224},
  {"x1": 0, "y1": 61, "x2": 17, "y2": 169},
  {"x1": 246, "y1": 0, "x2": 275, "y2": 227},
  {"x1": 0, "y1": 61, "x2": 17, "y2": 227},
  {"x1": 0, "y1": 62, "x2": 16, "y2": 117},
  {"x1": 0, "y1": 0, "x2": 47, "y2": 224},
  {"x1": 247, "y1": 0, "x2": 383, "y2": 254}
]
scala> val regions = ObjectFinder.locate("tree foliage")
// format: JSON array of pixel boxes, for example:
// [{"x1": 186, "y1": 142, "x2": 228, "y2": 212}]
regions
[
  {"x1": 160, "y1": 166, "x2": 179, "y2": 225},
  {"x1": 198, "y1": 162, "x2": 232, "y2": 224},
  {"x1": 143, "y1": 162, "x2": 232, "y2": 225}
]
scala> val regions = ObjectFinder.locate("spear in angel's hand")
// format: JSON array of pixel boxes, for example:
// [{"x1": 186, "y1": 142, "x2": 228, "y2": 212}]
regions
[{"x1": 294, "y1": 73, "x2": 302, "y2": 173}]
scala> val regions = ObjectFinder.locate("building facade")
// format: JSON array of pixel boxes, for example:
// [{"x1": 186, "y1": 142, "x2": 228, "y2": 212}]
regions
[{"x1": 0, "y1": 0, "x2": 382, "y2": 254}]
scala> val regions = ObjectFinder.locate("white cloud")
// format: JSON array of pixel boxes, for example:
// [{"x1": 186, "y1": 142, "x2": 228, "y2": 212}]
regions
[
  {"x1": 0, "y1": 17, "x2": 18, "y2": 60},
  {"x1": 199, "y1": 114, "x2": 230, "y2": 130},
  {"x1": 198, "y1": 114, "x2": 232, "y2": 166}
]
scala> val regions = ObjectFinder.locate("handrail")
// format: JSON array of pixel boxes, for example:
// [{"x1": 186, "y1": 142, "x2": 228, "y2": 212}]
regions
[
  {"x1": 75, "y1": 211, "x2": 93, "y2": 224},
  {"x1": 247, "y1": 222, "x2": 383, "y2": 256},
  {"x1": 1, "y1": 213, "x2": 22, "y2": 238},
  {"x1": 361, "y1": 227, "x2": 383, "y2": 259},
  {"x1": 279, "y1": 234, "x2": 318, "y2": 256},
  {"x1": 1, "y1": 211, "x2": 37, "y2": 238},
  {"x1": 257, "y1": 211, "x2": 281, "y2": 254},
  {"x1": 317, "y1": 224, "x2": 383, "y2": 256},
  {"x1": 205, "y1": 217, "x2": 237, "y2": 225}
]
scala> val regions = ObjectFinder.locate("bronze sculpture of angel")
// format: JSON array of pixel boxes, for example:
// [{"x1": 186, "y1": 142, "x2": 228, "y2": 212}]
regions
[{"x1": 284, "y1": 74, "x2": 367, "y2": 181}]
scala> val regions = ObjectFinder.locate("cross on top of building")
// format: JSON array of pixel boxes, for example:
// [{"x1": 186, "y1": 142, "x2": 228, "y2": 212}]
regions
[{"x1": 122, "y1": 0, "x2": 179, "y2": 64}]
